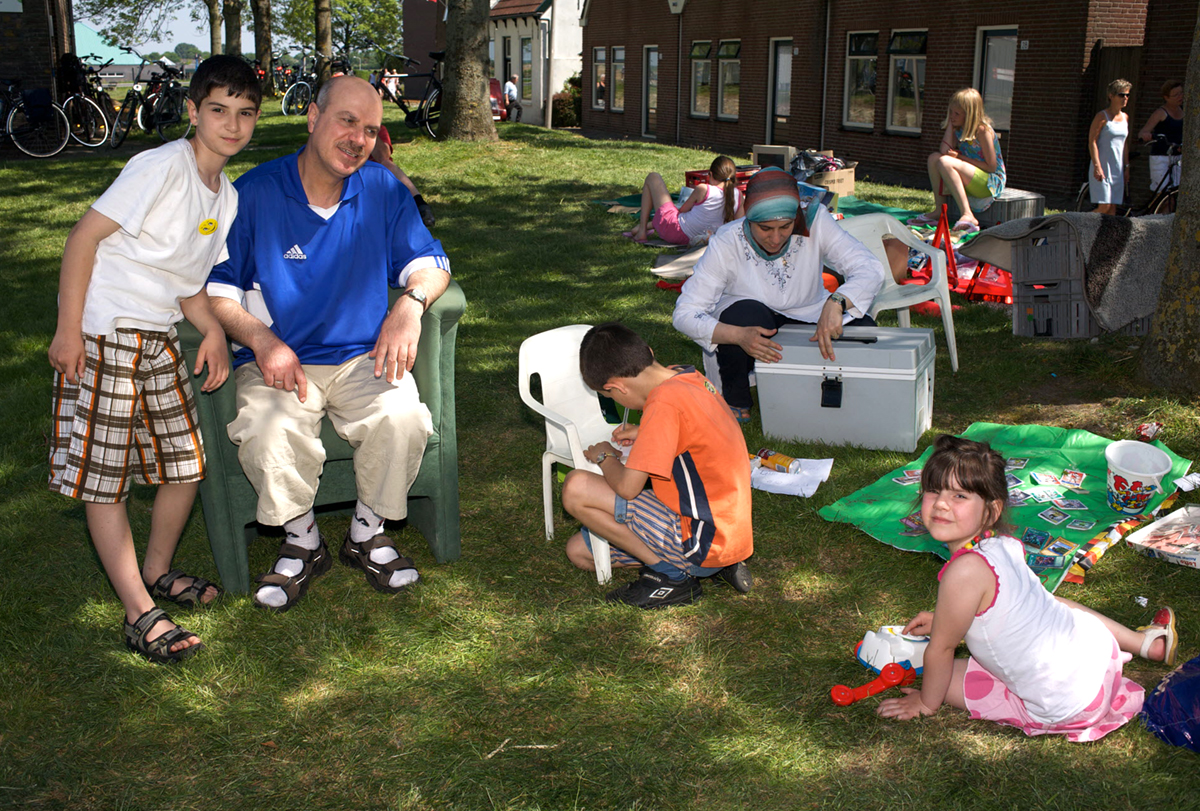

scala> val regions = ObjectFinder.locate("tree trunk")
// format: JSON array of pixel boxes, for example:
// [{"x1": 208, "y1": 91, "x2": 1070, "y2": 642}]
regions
[
  {"x1": 1137, "y1": 18, "x2": 1200, "y2": 394},
  {"x1": 438, "y1": 0, "x2": 497, "y2": 141},
  {"x1": 203, "y1": 0, "x2": 223, "y2": 57},
  {"x1": 315, "y1": 0, "x2": 333, "y2": 84},
  {"x1": 250, "y1": 0, "x2": 273, "y2": 90},
  {"x1": 223, "y1": 0, "x2": 245, "y2": 56}
]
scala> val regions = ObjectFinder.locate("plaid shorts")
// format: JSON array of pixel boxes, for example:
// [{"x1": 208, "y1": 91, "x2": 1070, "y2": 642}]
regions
[{"x1": 49, "y1": 328, "x2": 205, "y2": 502}]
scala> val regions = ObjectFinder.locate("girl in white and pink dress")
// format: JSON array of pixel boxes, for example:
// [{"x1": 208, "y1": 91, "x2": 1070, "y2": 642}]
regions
[
  {"x1": 877, "y1": 434, "x2": 1179, "y2": 742},
  {"x1": 628, "y1": 155, "x2": 744, "y2": 246}
]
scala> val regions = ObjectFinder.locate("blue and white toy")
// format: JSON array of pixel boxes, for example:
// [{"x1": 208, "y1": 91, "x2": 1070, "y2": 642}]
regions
[{"x1": 854, "y1": 625, "x2": 931, "y2": 675}]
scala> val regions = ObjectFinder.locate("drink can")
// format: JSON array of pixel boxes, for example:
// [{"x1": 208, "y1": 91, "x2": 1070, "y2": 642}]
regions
[{"x1": 757, "y1": 447, "x2": 801, "y2": 474}]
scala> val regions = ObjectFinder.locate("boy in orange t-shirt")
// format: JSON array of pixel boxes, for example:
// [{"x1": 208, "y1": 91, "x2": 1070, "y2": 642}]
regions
[{"x1": 563, "y1": 322, "x2": 754, "y2": 608}]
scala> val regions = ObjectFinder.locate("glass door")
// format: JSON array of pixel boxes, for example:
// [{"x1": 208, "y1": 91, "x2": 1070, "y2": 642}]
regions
[
  {"x1": 767, "y1": 39, "x2": 792, "y2": 143},
  {"x1": 643, "y1": 46, "x2": 658, "y2": 137}
]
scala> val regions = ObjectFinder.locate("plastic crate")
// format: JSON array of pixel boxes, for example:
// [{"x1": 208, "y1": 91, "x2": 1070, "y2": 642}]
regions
[
  {"x1": 981, "y1": 188, "x2": 1046, "y2": 227},
  {"x1": 1014, "y1": 278, "x2": 1152, "y2": 340},
  {"x1": 1009, "y1": 221, "x2": 1082, "y2": 284}
]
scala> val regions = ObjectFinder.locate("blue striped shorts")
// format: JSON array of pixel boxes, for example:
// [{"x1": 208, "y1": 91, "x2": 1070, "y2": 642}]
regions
[{"x1": 583, "y1": 490, "x2": 721, "y2": 576}]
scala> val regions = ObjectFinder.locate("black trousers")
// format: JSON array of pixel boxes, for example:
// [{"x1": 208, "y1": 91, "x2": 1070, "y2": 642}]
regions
[{"x1": 715, "y1": 298, "x2": 877, "y2": 408}]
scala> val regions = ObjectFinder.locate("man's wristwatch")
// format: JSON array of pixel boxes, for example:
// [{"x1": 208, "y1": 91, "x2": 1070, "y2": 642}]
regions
[
  {"x1": 403, "y1": 288, "x2": 428, "y2": 311},
  {"x1": 593, "y1": 451, "x2": 618, "y2": 465},
  {"x1": 829, "y1": 292, "x2": 849, "y2": 314}
]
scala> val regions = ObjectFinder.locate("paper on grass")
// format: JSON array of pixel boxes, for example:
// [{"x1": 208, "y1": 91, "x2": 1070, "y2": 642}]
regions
[{"x1": 751, "y1": 458, "x2": 834, "y2": 497}]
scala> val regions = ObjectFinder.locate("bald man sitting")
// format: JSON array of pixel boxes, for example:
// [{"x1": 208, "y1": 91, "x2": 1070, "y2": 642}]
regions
[{"x1": 208, "y1": 76, "x2": 452, "y2": 611}]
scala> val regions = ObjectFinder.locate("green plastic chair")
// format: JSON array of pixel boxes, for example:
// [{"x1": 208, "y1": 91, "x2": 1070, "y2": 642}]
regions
[{"x1": 176, "y1": 279, "x2": 465, "y2": 593}]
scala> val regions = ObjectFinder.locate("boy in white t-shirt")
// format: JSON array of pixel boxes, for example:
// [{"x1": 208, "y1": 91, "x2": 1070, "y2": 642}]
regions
[{"x1": 47, "y1": 55, "x2": 261, "y2": 664}]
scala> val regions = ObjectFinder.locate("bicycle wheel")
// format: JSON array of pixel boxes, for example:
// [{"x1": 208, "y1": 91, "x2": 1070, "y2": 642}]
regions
[
  {"x1": 155, "y1": 87, "x2": 191, "y2": 142},
  {"x1": 1150, "y1": 189, "x2": 1177, "y2": 215},
  {"x1": 64, "y1": 95, "x2": 109, "y2": 148},
  {"x1": 1073, "y1": 181, "x2": 1092, "y2": 213},
  {"x1": 138, "y1": 92, "x2": 157, "y2": 132},
  {"x1": 419, "y1": 86, "x2": 441, "y2": 139},
  {"x1": 110, "y1": 92, "x2": 137, "y2": 148},
  {"x1": 282, "y1": 82, "x2": 311, "y2": 116},
  {"x1": 7, "y1": 101, "x2": 69, "y2": 157}
]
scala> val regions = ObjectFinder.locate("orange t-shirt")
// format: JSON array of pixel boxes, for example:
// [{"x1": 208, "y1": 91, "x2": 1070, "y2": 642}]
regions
[{"x1": 625, "y1": 368, "x2": 753, "y2": 567}]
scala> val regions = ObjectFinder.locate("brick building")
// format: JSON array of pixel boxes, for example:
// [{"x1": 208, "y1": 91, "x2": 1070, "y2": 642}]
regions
[
  {"x1": 580, "y1": 0, "x2": 1193, "y2": 198},
  {"x1": 1, "y1": 0, "x2": 74, "y2": 100}
]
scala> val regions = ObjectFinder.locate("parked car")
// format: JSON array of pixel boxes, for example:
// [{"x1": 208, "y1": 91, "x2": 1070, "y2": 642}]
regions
[{"x1": 489, "y1": 78, "x2": 507, "y2": 122}]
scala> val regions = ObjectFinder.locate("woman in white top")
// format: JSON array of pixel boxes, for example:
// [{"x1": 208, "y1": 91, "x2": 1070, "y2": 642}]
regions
[
  {"x1": 627, "y1": 155, "x2": 744, "y2": 246},
  {"x1": 672, "y1": 167, "x2": 884, "y2": 423},
  {"x1": 1087, "y1": 79, "x2": 1132, "y2": 214}
]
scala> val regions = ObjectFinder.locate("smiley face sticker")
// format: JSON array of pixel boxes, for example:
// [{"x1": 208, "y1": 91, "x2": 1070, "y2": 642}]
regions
[{"x1": 198, "y1": 218, "x2": 218, "y2": 235}]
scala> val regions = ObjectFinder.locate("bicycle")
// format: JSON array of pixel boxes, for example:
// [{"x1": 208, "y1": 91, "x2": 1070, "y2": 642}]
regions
[
  {"x1": 111, "y1": 47, "x2": 191, "y2": 147},
  {"x1": 281, "y1": 56, "x2": 316, "y2": 117},
  {"x1": 60, "y1": 53, "x2": 113, "y2": 148},
  {"x1": 280, "y1": 55, "x2": 352, "y2": 117},
  {"x1": 370, "y1": 41, "x2": 443, "y2": 139},
  {"x1": 0, "y1": 77, "x2": 70, "y2": 157},
  {"x1": 1074, "y1": 134, "x2": 1179, "y2": 216}
]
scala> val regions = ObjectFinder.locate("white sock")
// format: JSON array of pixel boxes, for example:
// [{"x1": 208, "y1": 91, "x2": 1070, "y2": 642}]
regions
[
  {"x1": 255, "y1": 510, "x2": 319, "y2": 608},
  {"x1": 351, "y1": 501, "x2": 419, "y2": 589}
]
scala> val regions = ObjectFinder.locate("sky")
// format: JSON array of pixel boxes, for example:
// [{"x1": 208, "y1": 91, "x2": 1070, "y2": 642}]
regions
[{"x1": 77, "y1": 6, "x2": 254, "y2": 55}]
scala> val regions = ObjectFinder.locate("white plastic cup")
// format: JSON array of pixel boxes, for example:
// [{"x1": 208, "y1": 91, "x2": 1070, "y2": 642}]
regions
[{"x1": 1105, "y1": 440, "x2": 1172, "y2": 515}]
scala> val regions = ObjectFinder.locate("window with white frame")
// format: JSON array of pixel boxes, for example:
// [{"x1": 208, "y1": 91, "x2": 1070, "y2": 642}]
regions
[
  {"x1": 611, "y1": 47, "x2": 625, "y2": 112},
  {"x1": 488, "y1": 39, "x2": 495, "y2": 78},
  {"x1": 843, "y1": 32, "x2": 877, "y2": 129},
  {"x1": 592, "y1": 47, "x2": 607, "y2": 110},
  {"x1": 976, "y1": 27, "x2": 1017, "y2": 130},
  {"x1": 521, "y1": 37, "x2": 532, "y2": 99},
  {"x1": 886, "y1": 30, "x2": 927, "y2": 132},
  {"x1": 716, "y1": 40, "x2": 740, "y2": 120},
  {"x1": 690, "y1": 40, "x2": 711, "y2": 117}
]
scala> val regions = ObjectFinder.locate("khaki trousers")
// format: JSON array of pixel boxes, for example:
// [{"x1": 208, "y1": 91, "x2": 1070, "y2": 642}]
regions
[{"x1": 228, "y1": 353, "x2": 433, "y2": 526}]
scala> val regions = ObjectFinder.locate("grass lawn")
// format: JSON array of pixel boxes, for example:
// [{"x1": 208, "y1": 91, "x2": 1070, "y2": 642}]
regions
[{"x1": 1, "y1": 111, "x2": 1198, "y2": 810}]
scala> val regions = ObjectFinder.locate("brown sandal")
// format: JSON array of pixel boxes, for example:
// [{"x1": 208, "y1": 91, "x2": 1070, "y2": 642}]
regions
[
  {"x1": 339, "y1": 532, "x2": 419, "y2": 594},
  {"x1": 253, "y1": 536, "x2": 332, "y2": 613}
]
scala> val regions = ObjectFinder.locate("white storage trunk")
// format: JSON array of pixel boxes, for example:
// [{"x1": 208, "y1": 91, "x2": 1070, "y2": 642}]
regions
[{"x1": 755, "y1": 326, "x2": 935, "y2": 453}]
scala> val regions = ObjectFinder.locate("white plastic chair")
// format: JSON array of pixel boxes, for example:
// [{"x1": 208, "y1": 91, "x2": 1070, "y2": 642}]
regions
[
  {"x1": 518, "y1": 324, "x2": 617, "y2": 583},
  {"x1": 838, "y1": 213, "x2": 959, "y2": 372}
]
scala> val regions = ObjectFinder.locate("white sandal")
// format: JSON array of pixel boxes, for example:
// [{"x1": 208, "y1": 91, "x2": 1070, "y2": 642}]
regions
[{"x1": 1137, "y1": 606, "x2": 1178, "y2": 665}]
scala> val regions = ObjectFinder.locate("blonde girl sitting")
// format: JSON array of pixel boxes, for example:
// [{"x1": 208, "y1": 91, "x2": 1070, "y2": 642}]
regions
[
  {"x1": 913, "y1": 88, "x2": 1006, "y2": 233},
  {"x1": 877, "y1": 434, "x2": 1178, "y2": 742}
]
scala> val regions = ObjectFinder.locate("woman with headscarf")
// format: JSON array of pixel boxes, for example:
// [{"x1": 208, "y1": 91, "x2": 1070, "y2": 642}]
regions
[{"x1": 672, "y1": 168, "x2": 885, "y2": 424}]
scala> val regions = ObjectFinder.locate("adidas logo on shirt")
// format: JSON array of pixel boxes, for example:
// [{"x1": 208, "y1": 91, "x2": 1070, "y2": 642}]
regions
[{"x1": 283, "y1": 244, "x2": 307, "y2": 260}]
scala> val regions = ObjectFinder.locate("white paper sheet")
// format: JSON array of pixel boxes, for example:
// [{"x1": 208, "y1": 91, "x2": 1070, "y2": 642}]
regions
[{"x1": 750, "y1": 458, "x2": 834, "y2": 497}]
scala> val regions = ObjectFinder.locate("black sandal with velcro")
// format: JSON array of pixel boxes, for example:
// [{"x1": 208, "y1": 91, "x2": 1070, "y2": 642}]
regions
[
  {"x1": 147, "y1": 569, "x2": 223, "y2": 610},
  {"x1": 123, "y1": 606, "x2": 203, "y2": 664}
]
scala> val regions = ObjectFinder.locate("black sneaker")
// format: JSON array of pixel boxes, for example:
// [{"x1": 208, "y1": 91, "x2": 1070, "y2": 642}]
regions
[
  {"x1": 711, "y1": 560, "x2": 753, "y2": 593},
  {"x1": 605, "y1": 567, "x2": 702, "y2": 609}
]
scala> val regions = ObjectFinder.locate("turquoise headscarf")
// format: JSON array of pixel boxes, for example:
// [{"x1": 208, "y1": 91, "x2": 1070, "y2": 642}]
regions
[{"x1": 744, "y1": 167, "x2": 800, "y2": 222}]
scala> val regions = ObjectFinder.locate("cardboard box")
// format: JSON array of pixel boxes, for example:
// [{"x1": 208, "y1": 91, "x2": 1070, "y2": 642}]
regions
[
  {"x1": 807, "y1": 150, "x2": 857, "y2": 197},
  {"x1": 755, "y1": 326, "x2": 935, "y2": 453},
  {"x1": 1125, "y1": 505, "x2": 1200, "y2": 569}
]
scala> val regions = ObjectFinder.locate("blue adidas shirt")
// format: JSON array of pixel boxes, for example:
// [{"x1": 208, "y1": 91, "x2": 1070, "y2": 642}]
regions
[{"x1": 208, "y1": 149, "x2": 451, "y2": 367}]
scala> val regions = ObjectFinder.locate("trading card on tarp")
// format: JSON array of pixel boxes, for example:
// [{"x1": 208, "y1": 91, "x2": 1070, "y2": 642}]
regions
[
  {"x1": 1045, "y1": 538, "x2": 1076, "y2": 557},
  {"x1": 1005, "y1": 457, "x2": 1029, "y2": 470},
  {"x1": 899, "y1": 511, "x2": 926, "y2": 531},
  {"x1": 1026, "y1": 552, "x2": 1068, "y2": 572},
  {"x1": 1060, "y1": 469, "x2": 1086, "y2": 487},
  {"x1": 898, "y1": 526, "x2": 931, "y2": 536},
  {"x1": 899, "y1": 469, "x2": 922, "y2": 480},
  {"x1": 892, "y1": 474, "x2": 921, "y2": 485},
  {"x1": 1039, "y1": 506, "x2": 1070, "y2": 525},
  {"x1": 1029, "y1": 471, "x2": 1062, "y2": 487},
  {"x1": 1021, "y1": 527, "x2": 1051, "y2": 549},
  {"x1": 1053, "y1": 498, "x2": 1087, "y2": 511},
  {"x1": 1007, "y1": 491, "x2": 1032, "y2": 507},
  {"x1": 1030, "y1": 489, "x2": 1060, "y2": 503},
  {"x1": 1005, "y1": 473, "x2": 1023, "y2": 489},
  {"x1": 1067, "y1": 518, "x2": 1097, "y2": 531}
]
